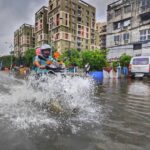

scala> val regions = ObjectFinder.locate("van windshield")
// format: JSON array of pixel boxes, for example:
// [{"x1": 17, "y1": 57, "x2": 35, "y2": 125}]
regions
[{"x1": 133, "y1": 58, "x2": 149, "y2": 65}]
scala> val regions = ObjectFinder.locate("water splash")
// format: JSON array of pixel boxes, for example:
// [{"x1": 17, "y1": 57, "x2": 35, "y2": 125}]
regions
[{"x1": 0, "y1": 73, "x2": 102, "y2": 133}]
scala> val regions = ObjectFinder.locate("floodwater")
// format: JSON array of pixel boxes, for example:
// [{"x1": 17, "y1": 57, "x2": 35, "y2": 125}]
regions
[{"x1": 0, "y1": 72, "x2": 150, "y2": 150}]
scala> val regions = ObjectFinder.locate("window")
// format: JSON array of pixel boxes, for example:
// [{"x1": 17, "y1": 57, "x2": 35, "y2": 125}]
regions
[
  {"x1": 66, "y1": 6, "x2": 69, "y2": 12},
  {"x1": 66, "y1": 14, "x2": 68, "y2": 18},
  {"x1": 133, "y1": 58, "x2": 149, "y2": 65},
  {"x1": 114, "y1": 22, "x2": 121, "y2": 30},
  {"x1": 78, "y1": 9, "x2": 82, "y2": 16},
  {"x1": 56, "y1": 14, "x2": 60, "y2": 26},
  {"x1": 140, "y1": 29, "x2": 150, "y2": 41},
  {"x1": 66, "y1": 20, "x2": 68, "y2": 26},
  {"x1": 72, "y1": 10, "x2": 76, "y2": 15},
  {"x1": 123, "y1": 33, "x2": 129, "y2": 40},
  {"x1": 115, "y1": 9, "x2": 121, "y2": 17},
  {"x1": 40, "y1": 35, "x2": 42, "y2": 40},
  {"x1": 86, "y1": 33, "x2": 89, "y2": 38},
  {"x1": 140, "y1": 0, "x2": 150, "y2": 8},
  {"x1": 124, "y1": 5, "x2": 131, "y2": 13},
  {"x1": 57, "y1": 0, "x2": 60, "y2": 6},
  {"x1": 133, "y1": 44, "x2": 142, "y2": 50},
  {"x1": 78, "y1": 17, "x2": 82, "y2": 22},
  {"x1": 72, "y1": 3, "x2": 76, "y2": 9},
  {"x1": 72, "y1": 17, "x2": 75, "y2": 22},
  {"x1": 91, "y1": 39, "x2": 94, "y2": 44},
  {"x1": 114, "y1": 35, "x2": 120, "y2": 42},
  {"x1": 65, "y1": 33, "x2": 68, "y2": 39},
  {"x1": 114, "y1": 19, "x2": 130, "y2": 30},
  {"x1": 72, "y1": 23, "x2": 76, "y2": 29},
  {"x1": 56, "y1": 33, "x2": 59, "y2": 40},
  {"x1": 86, "y1": 16, "x2": 89, "y2": 21},
  {"x1": 40, "y1": 24, "x2": 42, "y2": 29},
  {"x1": 78, "y1": 6, "x2": 81, "y2": 10},
  {"x1": 92, "y1": 12, "x2": 95, "y2": 18},
  {"x1": 86, "y1": 10, "x2": 89, "y2": 15},
  {"x1": 148, "y1": 29, "x2": 150, "y2": 40},
  {"x1": 50, "y1": 4, "x2": 53, "y2": 10},
  {"x1": 27, "y1": 40, "x2": 29, "y2": 44},
  {"x1": 108, "y1": 13, "x2": 113, "y2": 21}
]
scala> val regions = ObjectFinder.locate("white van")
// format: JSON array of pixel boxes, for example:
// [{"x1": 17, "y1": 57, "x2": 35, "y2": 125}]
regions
[{"x1": 129, "y1": 56, "x2": 150, "y2": 78}]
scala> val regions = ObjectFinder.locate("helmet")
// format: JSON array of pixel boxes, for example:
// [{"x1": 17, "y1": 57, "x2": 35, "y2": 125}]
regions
[
  {"x1": 35, "y1": 47, "x2": 41, "y2": 56},
  {"x1": 40, "y1": 44, "x2": 52, "y2": 58}
]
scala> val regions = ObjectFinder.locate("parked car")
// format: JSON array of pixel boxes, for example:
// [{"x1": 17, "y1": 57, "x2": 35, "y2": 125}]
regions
[{"x1": 129, "y1": 56, "x2": 150, "y2": 78}]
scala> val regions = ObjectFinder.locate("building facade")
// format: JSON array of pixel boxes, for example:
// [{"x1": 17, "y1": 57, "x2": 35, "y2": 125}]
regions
[
  {"x1": 14, "y1": 24, "x2": 35, "y2": 57},
  {"x1": 35, "y1": 6, "x2": 48, "y2": 47},
  {"x1": 14, "y1": 30, "x2": 20, "y2": 56},
  {"x1": 107, "y1": 0, "x2": 150, "y2": 60},
  {"x1": 96, "y1": 22, "x2": 107, "y2": 49},
  {"x1": 48, "y1": 0, "x2": 96, "y2": 52}
]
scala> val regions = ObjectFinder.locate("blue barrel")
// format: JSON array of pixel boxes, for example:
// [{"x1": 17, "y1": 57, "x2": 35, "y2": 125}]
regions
[
  {"x1": 117, "y1": 66, "x2": 121, "y2": 78},
  {"x1": 89, "y1": 71, "x2": 103, "y2": 81},
  {"x1": 121, "y1": 67, "x2": 128, "y2": 76}
]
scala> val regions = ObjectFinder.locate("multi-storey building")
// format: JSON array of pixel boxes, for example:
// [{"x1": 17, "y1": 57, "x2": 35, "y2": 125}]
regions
[
  {"x1": 35, "y1": 6, "x2": 48, "y2": 47},
  {"x1": 107, "y1": 0, "x2": 150, "y2": 60},
  {"x1": 48, "y1": 0, "x2": 96, "y2": 52},
  {"x1": 14, "y1": 30, "x2": 20, "y2": 56},
  {"x1": 96, "y1": 22, "x2": 107, "y2": 49},
  {"x1": 14, "y1": 24, "x2": 35, "y2": 57}
]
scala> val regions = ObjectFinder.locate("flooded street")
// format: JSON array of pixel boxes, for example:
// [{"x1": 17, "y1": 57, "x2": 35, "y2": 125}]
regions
[{"x1": 0, "y1": 72, "x2": 150, "y2": 150}]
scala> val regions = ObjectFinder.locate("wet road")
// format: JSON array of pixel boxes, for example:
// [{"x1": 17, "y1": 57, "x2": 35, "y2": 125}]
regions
[{"x1": 0, "y1": 72, "x2": 150, "y2": 150}]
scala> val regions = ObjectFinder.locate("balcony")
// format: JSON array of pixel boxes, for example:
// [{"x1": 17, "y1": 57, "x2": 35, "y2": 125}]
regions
[
  {"x1": 78, "y1": 10, "x2": 82, "y2": 16},
  {"x1": 139, "y1": 5, "x2": 150, "y2": 16}
]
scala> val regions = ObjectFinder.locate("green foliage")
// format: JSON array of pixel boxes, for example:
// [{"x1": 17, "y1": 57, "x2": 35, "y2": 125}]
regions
[
  {"x1": 60, "y1": 49, "x2": 107, "y2": 71},
  {"x1": 119, "y1": 54, "x2": 132, "y2": 67},
  {"x1": 0, "y1": 55, "x2": 14, "y2": 68},
  {"x1": 59, "y1": 49, "x2": 82, "y2": 67},
  {"x1": 112, "y1": 61, "x2": 119, "y2": 68},
  {"x1": 81, "y1": 50, "x2": 107, "y2": 71},
  {"x1": 24, "y1": 48, "x2": 35, "y2": 67}
]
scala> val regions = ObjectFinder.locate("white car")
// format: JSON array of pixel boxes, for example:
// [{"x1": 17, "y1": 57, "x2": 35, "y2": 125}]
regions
[{"x1": 129, "y1": 56, "x2": 150, "y2": 78}]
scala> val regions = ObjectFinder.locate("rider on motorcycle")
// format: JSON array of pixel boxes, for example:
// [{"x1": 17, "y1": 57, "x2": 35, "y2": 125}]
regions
[{"x1": 34, "y1": 44, "x2": 56, "y2": 74}]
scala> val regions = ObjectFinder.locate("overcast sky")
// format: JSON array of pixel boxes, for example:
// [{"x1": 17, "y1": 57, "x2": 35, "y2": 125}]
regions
[{"x1": 0, "y1": 0, "x2": 114, "y2": 55}]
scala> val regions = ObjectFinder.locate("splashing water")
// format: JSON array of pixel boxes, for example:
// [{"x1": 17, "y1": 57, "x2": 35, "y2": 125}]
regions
[{"x1": 0, "y1": 73, "x2": 102, "y2": 133}]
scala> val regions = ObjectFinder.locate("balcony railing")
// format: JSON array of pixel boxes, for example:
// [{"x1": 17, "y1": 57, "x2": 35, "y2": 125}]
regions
[{"x1": 139, "y1": 5, "x2": 150, "y2": 14}]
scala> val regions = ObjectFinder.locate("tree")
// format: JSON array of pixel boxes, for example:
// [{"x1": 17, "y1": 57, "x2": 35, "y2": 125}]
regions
[
  {"x1": 59, "y1": 49, "x2": 108, "y2": 71},
  {"x1": 0, "y1": 55, "x2": 15, "y2": 68},
  {"x1": 59, "y1": 49, "x2": 82, "y2": 67},
  {"x1": 119, "y1": 54, "x2": 132, "y2": 67},
  {"x1": 24, "y1": 48, "x2": 35, "y2": 67},
  {"x1": 81, "y1": 50, "x2": 107, "y2": 71}
]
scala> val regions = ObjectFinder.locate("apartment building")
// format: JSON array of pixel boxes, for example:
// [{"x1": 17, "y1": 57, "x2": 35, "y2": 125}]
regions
[
  {"x1": 14, "y1": 24, "x2": 35, "y2": 57},
  {"x1": 14, "y1": 30, "x2": 20, "y2": 56},
  {"x1": 35, "y1": 6, "x2": 48, "y2": 47},
  {"x1": 96, "y1": 22, "x2": 107, "y2": 49},
  {"x1": 48, "y1": 0, "x2": 96, "y2": 52},
  {"x1": 107, "y1": 0, "x2": 150, "y2": 60}
]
